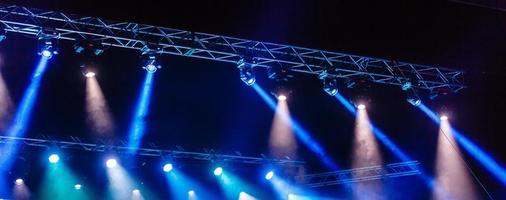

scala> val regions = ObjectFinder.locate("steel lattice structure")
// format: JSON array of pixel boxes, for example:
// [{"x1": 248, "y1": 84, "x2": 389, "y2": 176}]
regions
[
  {"x1": 0, "y1": 136, "x2": 304, "y2": 166},
  {"x1": 299, "y1": 161, "x2": 421, "y2": 188},
  {"x1": 0, "y1": 4, "x2": 464, "y2": 92}
]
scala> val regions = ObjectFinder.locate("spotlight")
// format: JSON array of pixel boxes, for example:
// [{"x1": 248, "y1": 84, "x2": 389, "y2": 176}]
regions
[
  {"x1": 237, "y1": 59, "x2": 256, "y2": 86},
  {"x1": 277, "y1": 94, "x2": 287, "y2": 101},
  {"x1": 440, "y1": 115, "x2": 448, "y2": 121},
  {"x1": 163, "y1": 163, "x2": 173, "y2": 172},
  {"x1": 188, "y1": 190, "x2": 195, "y2": 195},
  {"x1": 407, "y1": 95, "x2": 422, "y2": 106},
  {"x1": 213, "y1": 167, "x2": 223, "y2": 176},
  {"x1": 265, "y1": 171, "x2": 274, "y2": 180},
  {"x1": 15, "y1": 178, "x2": 24, "y2": 185},
  {"x1": 132, "y1": 189, "x2": 140, "y2": 194},
  {"x1": 141, "y1": 46, "x2": 162, "y2": 73},
  {"x1": 48, "y1": 154, "x2": 60, "y2": 164},
  {"x1": 357, "y1": 104, "x2": 366, "y2": 110},
  {"x1": 84, "y1": 71, "x2": 96, "y2": 78},
  {"x1": 74, "y1": 184, "x2": 82, "y2": 190},
  {"x1": 320, "y1": 73, "x2": 338, "y2": 96},
  {"x1": 37, "y1": 38, "x2": 58, "y2": 58},
  {"x1": 106, "y1": 158, "x2": 118, "y2": 168}
]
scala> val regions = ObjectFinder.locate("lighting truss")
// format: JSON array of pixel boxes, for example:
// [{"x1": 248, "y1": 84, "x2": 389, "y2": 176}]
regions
[
  {"x1": 0, "y1": 136, "x2": 304, "y2": 166},
  {"x1": 298, "y1": 161, "x2": 421, "y2": 187},
  {"x1": 0, "y1": 4, "x2": 464, "y2": 92}
]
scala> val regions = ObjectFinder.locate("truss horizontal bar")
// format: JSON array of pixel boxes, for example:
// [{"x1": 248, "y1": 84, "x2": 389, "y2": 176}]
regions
[
  {"x1": 299, "y1": 161, "x2": 421, "y2": 187},
  {"x1": 0, "y1": 4, "x2": 464, "y2": 92},
  {"x1": 0, "y1": 136, "x2": 304, "y2": 166}
]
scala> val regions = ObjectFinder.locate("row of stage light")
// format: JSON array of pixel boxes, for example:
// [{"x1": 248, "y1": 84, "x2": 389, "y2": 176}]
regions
[
  {"x1": 2, "y1": 31, "x2": 506, "y2": 199},
  {"x1": 10, "y1": 152, "x2": 307, "y2": 200}
]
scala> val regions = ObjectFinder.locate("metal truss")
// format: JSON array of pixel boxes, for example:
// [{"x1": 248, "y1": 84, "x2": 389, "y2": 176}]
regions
[
  {"x1": 0, "y1": 4, "x2": 464, "y2": 92},
  {"x1": 0, "y1": 136, "x2": 304, "y2": 166},
  {"x1": 299, "y1": 161, "x2": 421, "y2": 187}
]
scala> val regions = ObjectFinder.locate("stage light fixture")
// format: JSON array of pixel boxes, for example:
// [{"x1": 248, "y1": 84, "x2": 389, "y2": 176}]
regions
[
  {"x1": 37, "y1": 31, "x2": 59, "y2": 58},
  {"x1": 74, "y1": 40, "x2": 104, "y2": 55},
  {"x1": 143, "y1": 55, "x2": 162, "y2": 73},
  {"x1": 48, "y1": 154, "x2": 60, "y2": 164},
  {"x1": 214, "y1": 167, "x2": 223, "y2": 176},
  {"x1": 74, "y1": 184, "x2": 82, "y2": 190},
  {"x1": 163, "y1": 163, "x2": 173, "y2": 172},
  {"x1": 265, "y1": 171, "x2": 274, "y2": 180},
  {"x1": 357, "y1": 104, "x2": 366, "y2": 110},
  {"x1": 15, "y1": 178, "x2": 24, "y2": 185},
  {"x1": 405, "y1": 89, "x2": 422, "y2": 107},
  {"x1": 84, "y1": 71, "x2": 96, "y2": 78},
  {"x1": 277, "y1": 94, "x2": 287, "y2": 101},
  {"x1": 319, "y1": 72, "x2": 338, "y2": 96},
  {"x1": 237, "y1": 59, "x2": 256, "y2": 86},
  {"x1": 106, "y1": 158, "x2": 118, "y2": 168},
  {"x1": 188, "y1": 190, "x2": 195, "y2": 195},
  {"x1": 132, "y1": 189, "x2": 140, "y2": 194},
  {"x1": 440, "y1": 115, "x2": 448, "y2": 121}
]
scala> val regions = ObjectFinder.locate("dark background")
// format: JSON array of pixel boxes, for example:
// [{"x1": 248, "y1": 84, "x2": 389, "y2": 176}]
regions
[{"x1": 1, "y1": 0, "x2": 505, "y2": 199}]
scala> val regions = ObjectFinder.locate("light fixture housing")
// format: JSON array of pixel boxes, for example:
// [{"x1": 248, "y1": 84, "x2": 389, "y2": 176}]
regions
[
  {"x1": 319, "y1": 72, "x2": 338, "y2": 96},
  {"x1": 238, "y1": 59, "x2": 256, "y2": 86}
]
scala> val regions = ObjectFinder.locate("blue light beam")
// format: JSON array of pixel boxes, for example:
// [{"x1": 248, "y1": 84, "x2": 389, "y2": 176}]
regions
[
  {"x1": 127, "y1": 72, "x2": 155, "y2": 153},
  {"x1": 0, "y1": 56, "x2": 50, "y2": 170},
  {"x1": 252, "y1": 84, "x2": 339, "y2": 170},
  {"x1": 419, "y1": 103, "x2": 506, "y2": 186}
]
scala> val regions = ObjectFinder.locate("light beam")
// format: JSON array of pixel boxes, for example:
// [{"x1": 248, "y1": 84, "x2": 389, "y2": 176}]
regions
[
  {"x1": 419, "y1": 103, "x2": 506, "y2": 186},
  {"x1": 352, "y1": 108, "x2": 384, "y2": 199},
  {"x1": 86, "y1": 76, "x2": 115, "y2": 135},
  {"x1": 433, "y1": 119, "x2": 478, "y2": 200},
  {"x1": 252, "y1": 84, "x2": 339, "y2": 170},
  {"x1": 128, "y1": 72, "x2": 155, "y2": 153},
  {"x1": 0, "y1": 56, "x2": 50, "y2": 170}
]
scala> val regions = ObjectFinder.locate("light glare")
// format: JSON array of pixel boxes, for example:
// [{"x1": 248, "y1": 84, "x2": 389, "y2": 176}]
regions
[
  {"x1": 163, "y1": 163, "x2": 173, "y2": 172},
  {"x1": 106, "y1": 158, "x2": 118, "y2": 168},
  {"x1": 265, "y1": 171, "x2": 274, "y2": 180},
  {"x1": 277, "y1": 95, "x2": 287, "y2": 101},
  {"x1": 15, "y1": 178, "x2": 24, "y2": 185},
  {"x1": 357, "y1": 104, "x2": 366, "y2": 110},
  {"x1": 214, "y1": 167, "x2": 223, "y2": 176},
  {"x1": 84, "y1": 71, "x2": 96, "y2": 78},
  {"x1": 74, "y1": 184, "x2": 82, "y2": 190},
  {"x1": 48, "y1": 154, "x2": 60, "y2": 163},
  {"x1": 440, "y1": 115, "x2": 448, "y2": 121}
]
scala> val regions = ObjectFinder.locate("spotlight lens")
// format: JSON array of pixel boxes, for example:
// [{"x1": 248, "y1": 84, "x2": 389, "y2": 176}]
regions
[
  {"x1": 15, "y1": 178, "x2": 24, "y2": 185},
  {"x1": 106, "y1": 158, "x2": 117, "y2": 168},
  {"x1": 188, "y1": 190, "x2": 195, "y2": 195},
  {"x1": 145, "y1": 64, "x2": 157, "y2": 73},
  {"x1": 278, "y1": 95, "x2": 287, "y2": 101},
  {"x1": 132, "y1": 189, "x2": 140, "y2": 194},
  {"x1": 84, "y1": 71, "x2": 96, "y2": 78},
  {"x1": 163, "y1": 163, "x2": 173, "y2": 172},
  {"x1": 41, "y1": 50, "x2": 52, "y2": 58},
  {"x1": 74, "y1": 184, "x2": 82, "y2": 190},
  {"x1": 265, "y1": 171, "x2": 274, "y2": 180},
  {"x1": 48, "y1": 154, "x2": 60, "y2": 163},
  {"x1": 213, "y1": 167, "x2": 223, "y2": 176},
  {"x1": 440, "y1": 115, "x2": 448, "y2": 121},
  {"x1": 357, "y1": 104, "x2": 366, "y2": 110}
]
